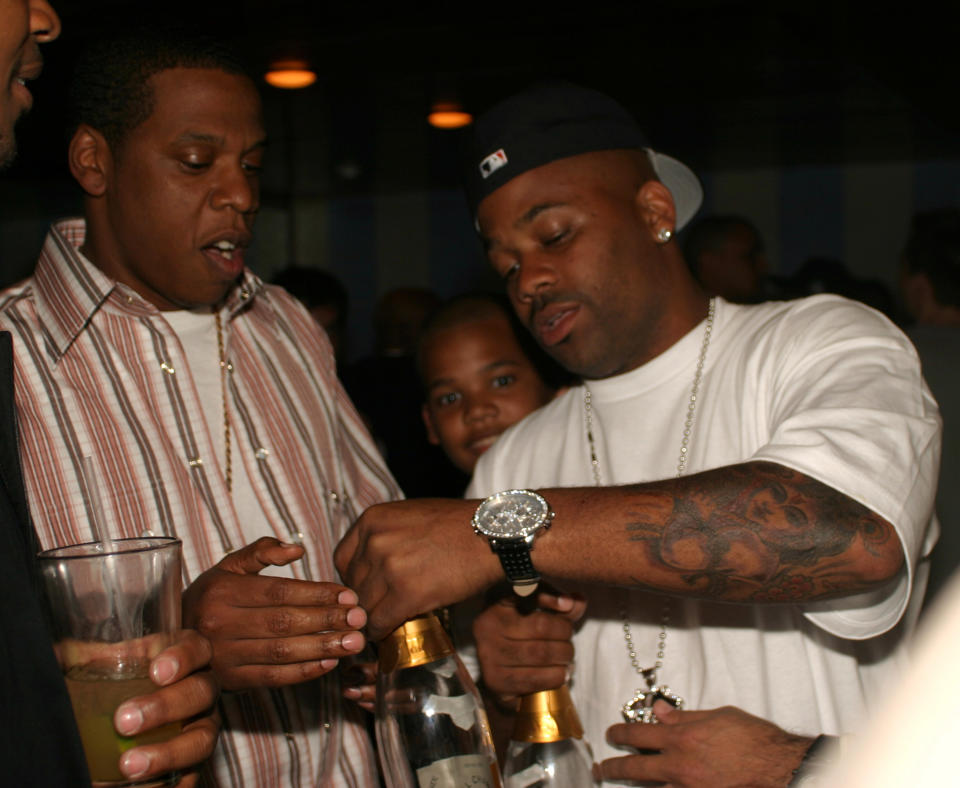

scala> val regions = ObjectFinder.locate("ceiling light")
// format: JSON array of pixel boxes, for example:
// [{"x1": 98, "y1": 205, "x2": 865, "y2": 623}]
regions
[
  {"x1": 265, "y1": 62, "x2": 317, "y2": 90},
  {"x1": 428, "y1": 102, "x2": 472, "y2": 129}
]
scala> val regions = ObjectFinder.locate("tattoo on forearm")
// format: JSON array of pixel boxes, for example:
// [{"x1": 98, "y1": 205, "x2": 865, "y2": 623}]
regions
[{"x1": 622, "y1": 462, "x2": 901, "y2": 601}]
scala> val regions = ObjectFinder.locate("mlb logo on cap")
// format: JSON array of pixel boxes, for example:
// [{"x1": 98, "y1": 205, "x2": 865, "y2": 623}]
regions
[{"x1": 479, "y1": 148, "x2": 508, "y2": 179}]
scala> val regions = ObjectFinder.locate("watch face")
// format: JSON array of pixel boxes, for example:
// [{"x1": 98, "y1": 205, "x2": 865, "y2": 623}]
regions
[{"x1": 472, "y1": 489, "x2": 551, "y2": 539}]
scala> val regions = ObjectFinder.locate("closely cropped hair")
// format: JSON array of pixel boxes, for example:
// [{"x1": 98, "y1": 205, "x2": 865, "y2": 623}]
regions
[
  {"x1": 67, "y1": 26, "x2": 248, "y2": 151},
  {"x1": 903, "y1": 209, "x2": 960, "y2": 309},
  {"x1": 417, "y1": 292, "x2": 577, "y2": 392}
]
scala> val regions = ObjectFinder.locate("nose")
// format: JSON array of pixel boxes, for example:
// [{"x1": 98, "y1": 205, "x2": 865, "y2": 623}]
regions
[
  {"x1": 512, "y1": 253, "x2": 557, "y2": 305},
  {"x1": 211, "y1": 163, "x2": 259, "y2": 216},
  {"x1": 463, "y1": 392, "x2": 496, "y2": 424},
  {"x1": 30, "y1": 0, "x2": 62, "y2": 43}
]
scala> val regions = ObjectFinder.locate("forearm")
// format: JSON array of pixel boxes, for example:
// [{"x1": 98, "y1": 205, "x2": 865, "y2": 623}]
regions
[{"x1": 529, "y1": 461, "x2": 904, "y2": 602}]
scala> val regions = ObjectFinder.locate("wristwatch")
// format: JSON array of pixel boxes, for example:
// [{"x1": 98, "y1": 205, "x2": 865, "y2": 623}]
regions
[{"x1": 472, "y1": 489, "x2": 554, "y2": 596}]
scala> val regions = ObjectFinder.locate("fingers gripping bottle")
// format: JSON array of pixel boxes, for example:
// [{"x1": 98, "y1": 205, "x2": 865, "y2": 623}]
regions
[
  {"x1": 376, "y1": 614, "x2": 503, "y2": 787},
  {"x1": 503, "y1": 685, "x2": 599, "y2": 787}
]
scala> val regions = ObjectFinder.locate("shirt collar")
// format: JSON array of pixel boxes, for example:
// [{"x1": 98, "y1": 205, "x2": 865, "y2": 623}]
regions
[{"x1": 34, "y1": 218, "x2": 265, "y2": 359}]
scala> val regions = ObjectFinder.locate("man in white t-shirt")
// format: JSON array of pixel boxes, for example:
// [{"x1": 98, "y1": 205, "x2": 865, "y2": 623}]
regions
[{"x1": 337, "y1": 82, "x2": 940, "y2": 786}]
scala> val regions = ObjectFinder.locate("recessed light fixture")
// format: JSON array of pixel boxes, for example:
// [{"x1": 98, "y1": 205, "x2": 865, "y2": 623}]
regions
[
  {"x1": 428, "y1": 101, "x2": 472, "y2": 129},
  {"x1": 265, "y1": 61, "x2": 317, "y2": 90}
]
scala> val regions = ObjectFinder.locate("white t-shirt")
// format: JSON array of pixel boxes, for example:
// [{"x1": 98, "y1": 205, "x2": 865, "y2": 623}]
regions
[
  {"x1": 467, "y1": 295, "x2": 940, "y2": 777},
  {"x1": 163, "y1": 308, "x2": 293, "y2": 577}
]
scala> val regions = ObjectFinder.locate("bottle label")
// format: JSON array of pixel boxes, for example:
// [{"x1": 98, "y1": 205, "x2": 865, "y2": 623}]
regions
[
  {"x1": 425, "y1": 692, "x2": 482, "y2": 732},
  {"x1": 416, "y1": 754, "x2": 498, "y2": 787},
  {"x1": 505, "y1": 762, "x2": 548, "y2": 788}
]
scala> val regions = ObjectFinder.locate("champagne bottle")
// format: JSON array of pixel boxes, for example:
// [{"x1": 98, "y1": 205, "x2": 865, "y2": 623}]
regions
[
  {"x1": 503, "y1": 685, "x2": 599, "y2": 788},
  {"x1": 375, "y1": 613, "x2": 503, "y2": 787}
]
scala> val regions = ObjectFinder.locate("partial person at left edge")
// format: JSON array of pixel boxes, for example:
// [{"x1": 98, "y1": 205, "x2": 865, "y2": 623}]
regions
[{"x1": 1, "y1": 3, "x2": 220, "y2": 787}]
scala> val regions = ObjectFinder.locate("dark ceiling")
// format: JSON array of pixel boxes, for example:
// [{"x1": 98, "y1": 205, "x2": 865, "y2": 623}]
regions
[{"x1": 8, "y1": 0, "x2": 959, "y2": 195}]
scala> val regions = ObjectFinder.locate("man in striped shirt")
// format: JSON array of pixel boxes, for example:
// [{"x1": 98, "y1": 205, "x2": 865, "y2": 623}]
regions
[{"x1": 0, "y1": 26, "x2": 399, "y2": 787}]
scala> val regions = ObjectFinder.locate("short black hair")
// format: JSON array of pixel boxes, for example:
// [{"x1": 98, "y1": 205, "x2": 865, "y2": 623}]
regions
[
  {"x1": 682, "y1": 215, "x2": 759, "y2": 275},
  {"x1": 417, "y1": 292, "x2": 577, "y2": 393},
  {"x1": 902, "y1": 209, "x2": 960, "y2": 309},
  {"x1": 68, "y1": 24, "x2": 249, "y2": 152}
]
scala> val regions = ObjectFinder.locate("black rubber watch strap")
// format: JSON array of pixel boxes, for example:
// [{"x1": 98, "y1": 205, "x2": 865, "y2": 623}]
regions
[{"x1": 493, "y1": 537, "x2": 539, "y2": 596}]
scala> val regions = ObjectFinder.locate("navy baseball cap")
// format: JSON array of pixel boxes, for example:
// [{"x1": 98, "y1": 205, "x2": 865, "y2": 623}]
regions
[{"x1": 464, "y1": 81, "x2": 703, "y2": 230}]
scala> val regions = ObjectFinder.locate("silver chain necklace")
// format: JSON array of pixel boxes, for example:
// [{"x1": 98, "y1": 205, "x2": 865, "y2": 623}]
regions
[{"x1": 583, "y1": 297, "x2": 715, "y2": 724}]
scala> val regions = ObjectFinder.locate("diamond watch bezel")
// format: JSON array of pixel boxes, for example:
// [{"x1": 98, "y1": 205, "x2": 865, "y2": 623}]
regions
[{"x1": 472, "y1": 489, "x2": 552, "y2": 539}]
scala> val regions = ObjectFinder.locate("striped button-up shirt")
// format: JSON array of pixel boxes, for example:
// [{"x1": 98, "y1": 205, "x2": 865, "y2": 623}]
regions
[{"x1": 0, "y1": 219, "x2": 401, "y2": 787}]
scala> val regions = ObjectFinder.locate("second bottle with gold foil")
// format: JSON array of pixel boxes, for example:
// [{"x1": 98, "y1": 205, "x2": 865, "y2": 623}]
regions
[{"x1": 503, "y1": 684, "x2": 598, "y2": 787}]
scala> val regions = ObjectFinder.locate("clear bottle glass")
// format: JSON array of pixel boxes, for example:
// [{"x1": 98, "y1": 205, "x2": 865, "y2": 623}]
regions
[
  {"x1": 503, "y1": 685, "x2": 599, "y2": 788},
  {"x1": 375, "y1": 614, "x2": 503, "y2": 788}
]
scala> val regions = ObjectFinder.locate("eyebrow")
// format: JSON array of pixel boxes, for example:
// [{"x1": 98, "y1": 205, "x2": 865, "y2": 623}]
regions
[
  {"x1": 482, "y1": 202, "x2": 567, "y2": 251},
  {"x1": 174, "y1": 132, "x2": 270, "y2": 152},
  {"x1": 483, "y1": 359, "x2": 522, "y2": 374},
  {"x1": 519, "y1": 202, "x2": 566, "y2": 226}
]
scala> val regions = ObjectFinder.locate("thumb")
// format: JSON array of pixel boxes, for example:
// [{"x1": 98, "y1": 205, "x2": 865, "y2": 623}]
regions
[
  {"x1": 653, "y1": 699, "x2": 683, "y2": 724},
  {"x1": 536, "y1": 589, "x2": 587, "y2": 623},
  {"x1": 218, "y1": 537, "x2": 304, "y2": 575}
]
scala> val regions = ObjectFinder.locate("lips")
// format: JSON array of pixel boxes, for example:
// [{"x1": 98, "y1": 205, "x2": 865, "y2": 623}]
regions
[
  {"x1": 201, "y1": 232, "x2": 250, "y2": 277},
  {"x1": 532, "y1": 301, "x2": 580, "y2": 347},
  {"x1": 467, "y1": 432, "x2": 502, "y2": 456},
  {"x1": 17, "y1": 57, "x2": 43, "y2": 84},
  {"x1": 11, "y1": 57, "x2": 42, "y2": 115}
]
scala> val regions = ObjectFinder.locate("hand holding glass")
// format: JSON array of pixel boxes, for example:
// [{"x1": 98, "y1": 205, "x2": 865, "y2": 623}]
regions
[{"x1": 38, "y1": 537, "x2": 183, "y2": 787}]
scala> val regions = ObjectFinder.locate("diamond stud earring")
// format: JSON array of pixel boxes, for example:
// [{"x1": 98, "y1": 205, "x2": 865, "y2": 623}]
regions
[{"x1": 657, "y1": 228, "x2": 673, "y2": 244}]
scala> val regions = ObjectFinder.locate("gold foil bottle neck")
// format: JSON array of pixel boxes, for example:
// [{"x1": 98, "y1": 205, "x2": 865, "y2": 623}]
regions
[
  {"x1": 511, "y1": 685, "x2": 585, "y2": 743},
  {"x1": 378, "y1": 614, "x2": 455, "y2": 673}
]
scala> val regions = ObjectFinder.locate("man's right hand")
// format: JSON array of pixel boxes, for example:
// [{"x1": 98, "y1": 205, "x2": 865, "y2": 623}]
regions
[
  {"x1": 473, "y1": 589, "x2": 586, "y2": 707},
  {"x1": 182, "y1": 537, "x2": 367, "y2": 690}
]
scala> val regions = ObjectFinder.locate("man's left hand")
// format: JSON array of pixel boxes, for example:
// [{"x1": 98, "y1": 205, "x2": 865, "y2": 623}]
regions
[
  {"x1": 113, "y1": 630, "x2": 220, "y2": 787},
  {"x1": 335, "y1": 499, "x2": 501, "y2": 640},
  {"x1": 602, "y1": 701, "x2": 811, "y2": 787}
]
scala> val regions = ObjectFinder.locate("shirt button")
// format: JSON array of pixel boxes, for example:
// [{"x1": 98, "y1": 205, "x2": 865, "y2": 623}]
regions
[{"x1": 255, "y1": 447, "x2": 269, "y2": 460}]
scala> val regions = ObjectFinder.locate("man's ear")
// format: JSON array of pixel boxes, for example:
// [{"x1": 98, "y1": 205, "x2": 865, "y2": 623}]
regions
[
  {"x1": 421, "y1": 403, "x2": 441, "y2": 446},
  {"x1": 635, "y1": 180, "x2": 677, "y2": 239},
  {"x1": 68, "y1": 124, "x2": 112, "y2": 198}
]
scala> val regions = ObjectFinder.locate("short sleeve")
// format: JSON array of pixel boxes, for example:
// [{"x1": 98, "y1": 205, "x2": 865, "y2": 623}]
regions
[{"x1": 750, "y1": 298, "x2": 940, "y2": 638}]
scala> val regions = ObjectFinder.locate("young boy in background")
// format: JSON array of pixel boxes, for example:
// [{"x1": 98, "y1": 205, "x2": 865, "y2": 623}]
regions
[{"x1": 418, "y1": 293, "x2": 571, "y2": 476}]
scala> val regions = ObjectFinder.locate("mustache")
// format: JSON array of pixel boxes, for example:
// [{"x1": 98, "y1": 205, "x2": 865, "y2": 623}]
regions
[{"x1": 527, "y1": 290, "x2": 581, "y2": 322}]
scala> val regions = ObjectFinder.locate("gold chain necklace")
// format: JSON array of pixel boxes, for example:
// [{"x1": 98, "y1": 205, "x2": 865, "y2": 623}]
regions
[
  {"x1": 583, "y1": 297, "x2": 715, "y2": 724},
  {"x1": 214, "y1": 310, "x2": 232, "y2": 493}
]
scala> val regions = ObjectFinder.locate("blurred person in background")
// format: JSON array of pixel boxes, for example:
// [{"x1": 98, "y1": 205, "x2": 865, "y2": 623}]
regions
[
  {"x1": 900, "y1": 209, "x2": 960, "y2": 607},
  {"x1": 683, "y1": 214, "x2": 769, "y2": 303},
  {"x1": 773, "y1": 256, "x2": 899, "y2": 322}
]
